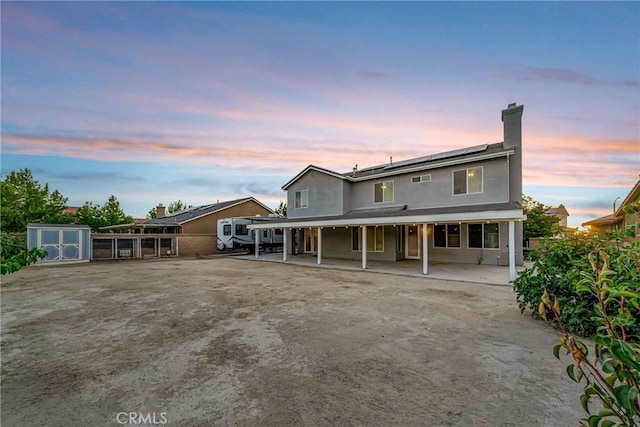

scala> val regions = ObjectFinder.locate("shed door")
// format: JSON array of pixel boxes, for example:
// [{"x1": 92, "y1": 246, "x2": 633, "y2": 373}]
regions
[{"x1": 38, "y1": 229, "x2": 82, "y2": 263}]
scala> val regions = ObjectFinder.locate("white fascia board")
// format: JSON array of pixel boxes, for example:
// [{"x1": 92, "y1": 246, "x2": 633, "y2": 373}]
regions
[
  {"x1": 282, "y1": 166, "x2": 348, "y2": 190},
  {"x1": 247, "y1": 209, "x2": 526, "y2": 229},
  {"x1": 351, "y1": 151, "x2": 514, "y2": 182}
]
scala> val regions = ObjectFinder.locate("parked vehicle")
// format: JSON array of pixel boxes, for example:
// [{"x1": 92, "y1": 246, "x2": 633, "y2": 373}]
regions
[{"x1": 217, "y1": 217, "x2": 283, "y2": 253}]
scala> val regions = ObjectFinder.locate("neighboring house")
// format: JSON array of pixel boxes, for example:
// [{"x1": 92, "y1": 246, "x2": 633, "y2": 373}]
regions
[
  {"x1": 545, "y1": 204, "x2": 577, "y2": 234},
  {"x1": 61, "y1": 206, "x2": 80, "y2": 217},
  {"x1": 546, "y1": 205, "x2": 569, "y2": 228},
  {"x1": 248, "y1": 103, "x2": 526, "y2": 281},
  {"x1": 99, "y1": 197, "x2": 274, "y2": 257},
  {"x1": 582, "y1": 179, "x2": 640, "y2": 240}
]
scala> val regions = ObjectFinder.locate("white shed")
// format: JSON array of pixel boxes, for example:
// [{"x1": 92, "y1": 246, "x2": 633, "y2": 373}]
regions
[{"x1": 27, "y1": 224, "x2": 91, "y2": 265}]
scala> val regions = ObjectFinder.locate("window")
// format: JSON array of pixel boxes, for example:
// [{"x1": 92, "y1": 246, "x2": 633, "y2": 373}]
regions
[
  {"x1": 223, "y1": 225, "x2": 231, "y2": 236},
  {"x1": 235, "y1": 224, "x2": 248, "y2": 235},
  {"x1": 263, "y1": 230, "x2": 268, "y2": 238},
  {"x1": 453, "y1": 167, "x2": 483, "y2": 195},
  {"x1": 351, "y1": 226, "x2": 384, "y2": 252},
  {"x1": 294, "y1": 190, "x2": 308, "y2": 209},
  {"x1": 433, "y1": 224, "x2": 460, "y2": 248},
  {"x1": 274, "y1": 229, "x2": 283, "y2": 236},
  {"x1": 374, "y1": 181, "x2": 394, "y2": 203},
  {"x1": 396, "y1": 225, "x2": 404, "y2": 252},
  {"x1": 411, "y1": 174, "x2": 431, "y2": 183},
  {"x1": 468, "y1": 223, "x2": 500, "y2": 249}
]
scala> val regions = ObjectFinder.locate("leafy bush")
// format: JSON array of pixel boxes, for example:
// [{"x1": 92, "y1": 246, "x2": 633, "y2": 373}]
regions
[
  {"x1": 514, "y1": 233, "x2": 640, "y2": 339},
  {"x1": 540, "y1": 248, "x2": 640, "y2": 426},
  {"x1": 1, "y1": 247, "x2": 47, "y2": 275},
  {"x1": 1, "y1": 234, "x2": 27, "y2": 262}
]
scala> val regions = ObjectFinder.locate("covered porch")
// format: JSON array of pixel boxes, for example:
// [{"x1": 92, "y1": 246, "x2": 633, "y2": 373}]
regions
[{"x1": 246, "y1": 203, "x2": 526, "y2": 282}]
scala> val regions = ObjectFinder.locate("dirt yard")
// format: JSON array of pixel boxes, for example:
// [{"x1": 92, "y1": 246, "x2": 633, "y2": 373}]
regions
[{"x1": 1, "y1": 258, "x2": 582, "y2": 426}]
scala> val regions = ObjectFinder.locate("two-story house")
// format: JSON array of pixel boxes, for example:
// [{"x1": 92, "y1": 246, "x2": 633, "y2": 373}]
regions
[{"x1": 248, "y1": 103, "x2": 526, "y2": 280}]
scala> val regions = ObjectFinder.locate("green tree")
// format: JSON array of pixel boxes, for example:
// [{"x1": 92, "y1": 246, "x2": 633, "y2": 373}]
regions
[
  {"x1": 75, "y1": 195, "x2": 133, "y2": 232},
  {"x1": 167, "y1": 200, "x2": 192, "y2": 214},
  {"x1": 0, "y1": 168, "x2": 73, "y2": 232},
  {"x1": 523, "y1": 194, "x2": 562, "y2": 242},
  {"x1": 147, "y1": 200, "x2": 193, "y2": 219},
  {"x1": 275, "y1": 201, "x2": 287, "y2": 217}
]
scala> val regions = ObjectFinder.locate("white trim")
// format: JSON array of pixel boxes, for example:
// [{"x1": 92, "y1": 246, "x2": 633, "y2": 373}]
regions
[
  {"x1": 362, "y1": 225, "x2": 367, "y2": 269},
  {"x1": 282, "y1": 165, "x2": 349, "y2": 190},
  {"x1": 422, "y1": 223, "x2": 429, "y2": 275},
  {"x1": 317, "y1": 227, "x2": 322, "y2": 265},
  {"x1": 282, "y1": 150, "x2": 515, "y2": 190},
  {"x1": 247, "y1": 209, "x2": 526, "y2": 230},
  {"x1": 509, "y1": 220, "x2": 516, "y2": 281},
  {"x1": 352, "y1": 151, "x2": 512, "y2": 182}
]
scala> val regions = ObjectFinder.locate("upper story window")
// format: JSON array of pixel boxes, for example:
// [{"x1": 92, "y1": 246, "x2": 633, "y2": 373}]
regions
[
  {"x1": 374, "y1": 180, "x2": 394, "y2": 203},
  {"x1": 453, "y1": 166, "x2": 483, "y2": 195},
  {"x1": 294, "y1": 189, "x2": 308, "y2": 209},
  {"x1": 223, "y1": 225, "x2": 231, "y2": 236},
  {"x1": 411, "y1": 174, "x2": 431, "y2": 183},
  {"x1": 468, "y1": 223, "x2": 500, "y2": 249}
]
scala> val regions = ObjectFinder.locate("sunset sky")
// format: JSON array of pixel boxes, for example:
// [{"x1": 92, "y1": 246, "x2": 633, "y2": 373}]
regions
[{"x1": 2, "y1": 2, "x2": 638, "y2": 227}]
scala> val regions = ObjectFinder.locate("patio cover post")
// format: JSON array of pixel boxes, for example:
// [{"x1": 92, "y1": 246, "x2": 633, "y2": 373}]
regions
[
  {"x1": 283, "y1": 229, "x2": 288, "y2": 262},
  {"x1": 508, "y1": 220, "x2": 516, "y2": 281},
  {"x1": 317, "y1": 227, "x2": 322, "y2": 265},
  {"x1": 254, "y1": 229, "x2": 260, "y2": 259},
  {"x1": 362, "y1": 225, "x2": 367, "y2": 269},
  {"x1": 422, "y1": 223, "x2": 428, "y2": 275}
]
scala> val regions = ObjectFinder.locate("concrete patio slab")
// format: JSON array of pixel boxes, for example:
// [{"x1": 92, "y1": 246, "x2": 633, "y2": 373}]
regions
[{"x1": 237, "y1": 252, "x2": 526, "y2": 286}]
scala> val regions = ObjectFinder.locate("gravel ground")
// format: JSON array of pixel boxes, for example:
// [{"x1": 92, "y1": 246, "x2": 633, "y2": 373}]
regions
[{"x1": 1, "y1": 257, "x2": 583, "y2": 426}]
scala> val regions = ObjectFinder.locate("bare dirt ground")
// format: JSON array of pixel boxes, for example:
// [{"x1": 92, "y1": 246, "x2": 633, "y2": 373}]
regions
[{"x1": 1, "y1": 258, "x2": 582, "y2": 426}]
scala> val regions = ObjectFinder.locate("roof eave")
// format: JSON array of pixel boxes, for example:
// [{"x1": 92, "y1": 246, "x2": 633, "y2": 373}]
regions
[
  {"x1": 248, "y1": 209, "x2": 526, "y2": 229},
  {"x1": 282, "y1": 165, "x2": 349, "y2": 190}
]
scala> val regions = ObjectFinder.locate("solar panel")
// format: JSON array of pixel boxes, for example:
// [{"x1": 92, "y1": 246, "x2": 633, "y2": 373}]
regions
[{"x1": 383, "y1": 144, "x2": 488, "y2": 170}]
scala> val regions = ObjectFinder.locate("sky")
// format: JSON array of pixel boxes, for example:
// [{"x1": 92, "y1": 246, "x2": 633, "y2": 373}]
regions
[{"x1": 1, "y1": 2, "x2": 639, "y2": 227}]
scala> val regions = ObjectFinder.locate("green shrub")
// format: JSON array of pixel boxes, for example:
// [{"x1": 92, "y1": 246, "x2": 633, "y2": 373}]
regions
[
  {"x1": 514, "y1": 233, "x2": 640, "y2": 339},
  {"x1": 540, "y1": 248, "x2": 640, "y2": 426},
  {"x1": 1, "y1": 234, "x2": 27, "y2": 262}
]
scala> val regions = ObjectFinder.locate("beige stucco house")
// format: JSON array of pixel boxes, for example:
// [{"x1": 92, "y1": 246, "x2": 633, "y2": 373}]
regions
[{"x1": 582, "y1": 179, "x2": 640, "y2": 240}]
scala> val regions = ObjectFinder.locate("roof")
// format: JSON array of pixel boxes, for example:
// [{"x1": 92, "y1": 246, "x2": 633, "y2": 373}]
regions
[
  {"x1": 582, "y1": 214, "x2": 622, "y2": 227},
  {"x1": 282, "y1": 165, "x2": 349, "y2": 190},
  {"x1": 100, "y1": 197, "x2": 274, "y2": 230},
  {"x1": 581, "y1": 178, "x2": 640, "y2": 227},
  {"x1": 247, "y1": 201, "x2": 525, "y2": 229},
  {"x1": 27, "y1": 223, "x2": 91, "y2": 230},
  {"x1": 282, "y1": 142, "x2": 512, "y2": 190},
  {"x1": 546, "y1": 205, "x2": 569, "y2": 217},
  {"x1": 144, "y1": 197, "x2": 273, "y2": 226},
  {"x1": 616, "y1": 179, "x2": 640, "y2": 216}
]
